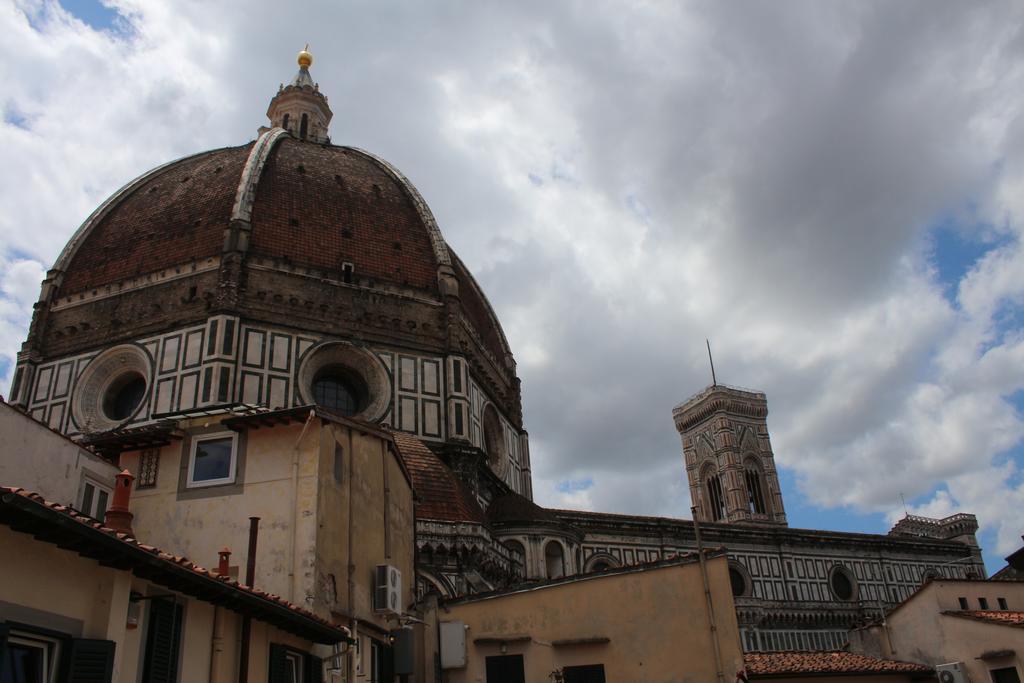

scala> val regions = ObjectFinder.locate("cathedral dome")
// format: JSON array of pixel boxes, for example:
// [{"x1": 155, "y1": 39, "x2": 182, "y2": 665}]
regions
[
  {"x1": 56, "y1": 138, "x2": 449, "y2": 300},
  {"x1": 14, "y1": 50, "x2": 529, "y2": 497}
]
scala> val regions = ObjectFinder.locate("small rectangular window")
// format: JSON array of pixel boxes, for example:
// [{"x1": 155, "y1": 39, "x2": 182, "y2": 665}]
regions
[
  {"x1": 979, "y1": 597, "x2": 990, "y2": 610},
  {"x1": 334, "y1": 443, "x2": 344, "y2": 485},
  {"x1": 6, "y1": 629, "x2": 63, "y2": 683},
  {"x1": 563, "y1": 664, "x2": 607, "y2": 683},
  {"x1": 958, "y1": 597, "x2": 969, "y2": 609},
  {"x1": 138, "y1": 449, "x2": 159, "y2": 488},
  {"x1": 998, "y1": 597, "x2": 1009, "y2": 610},
  {"x1": 79, "y1": 479, "x2": 112, "y2": 520},
  {"x1": 990, "y1": 667, "x2": 1022, "y2": 683},
  {"x1": 187, "y1": 434, "x2": 238, "y2": 488}
]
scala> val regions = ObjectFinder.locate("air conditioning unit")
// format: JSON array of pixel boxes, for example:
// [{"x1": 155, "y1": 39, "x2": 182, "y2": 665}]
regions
[
  {"x1": 936, "y1": 662, "x2": 968, "y2": 683},
  {"x1": 374, "y1": 564, "x2": 402, "y2": 614}
]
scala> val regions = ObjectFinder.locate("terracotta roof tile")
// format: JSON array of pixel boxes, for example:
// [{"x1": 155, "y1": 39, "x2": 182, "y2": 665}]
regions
[
  {"x1": 389, "y1": 431, "x2": 484, "y2": 524},
  {"x1": 0, "y1": 486, "x2": 347, "y2": 639},
  {"x1": 744, "y1": 651, "x2": 932, "y2": 676},
  {"x1": 59, "y1": 145, "x2": 252, "y2": 296},
  {"x1": 249, "y1": 139, "x2": 439, "y2": 291},
  {"x1": 943, "y1": 610, "x2": 1024, "y2": 627},
  {"x1": 487, "y1": 492, "x2": 566, "y2": 527}
]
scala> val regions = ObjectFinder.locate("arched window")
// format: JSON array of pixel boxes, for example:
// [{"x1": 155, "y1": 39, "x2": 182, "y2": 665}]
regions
[
  {"x1": 282, "y1": 113, "x2": 290, "y2": 131},
  {"x1": 706, "y1": 474, "x2": 726, "y2": 521},
  {"x1": 545, "y1": 541, "x2": 565, "y2": 579},
  {"x1": 300, "y1": 113, "x2": 309, "y2": 140},
  {"x1": 744, "y1": 460, "x2": 768, "y2": 515}
]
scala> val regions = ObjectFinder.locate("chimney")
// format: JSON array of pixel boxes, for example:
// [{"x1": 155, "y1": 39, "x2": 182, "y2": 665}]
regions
[
  {"x1": 104, "y1": 469, "x2": 135, "y2": 535},
  {"x1": 217, "y1": 548, "x2": 232, "y2": 578}
]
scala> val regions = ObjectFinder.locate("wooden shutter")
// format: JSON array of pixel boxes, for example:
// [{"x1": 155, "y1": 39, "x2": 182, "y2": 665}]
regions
[
  {"x1": 142, "y1": 599, "x2": 182, "y2": 683},
  {"x1": 267, "y1": 643, "x2": 288, "y2": 683},
  {"x1": 67, "y1": 638, "x2": 116, "y2": 683},
  {"x1": 304, "y1": 653, "x2": 323, "y2": 683}
]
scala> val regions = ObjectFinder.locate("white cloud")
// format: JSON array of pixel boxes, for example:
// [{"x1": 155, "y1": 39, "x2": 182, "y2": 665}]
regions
[{"x1": 2, "y1": 0, "x2": 1024, "y2": 565}]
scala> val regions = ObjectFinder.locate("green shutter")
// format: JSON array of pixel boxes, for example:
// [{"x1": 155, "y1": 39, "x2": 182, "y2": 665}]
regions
[
  {"x1": 142, "y1": 599, "x2": 182, "y2": 683},
  {"x1": 67, "y1": 638, "x2": 116, "y2": 683},
  {"x1": 268, "y1": 643, "x2": 288, "y2": 683},
  {"x1": 304, "y1": 654, "x2": 323, "y2": 683}
]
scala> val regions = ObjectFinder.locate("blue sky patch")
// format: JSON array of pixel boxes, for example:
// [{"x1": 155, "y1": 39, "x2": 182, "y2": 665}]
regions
[
  {"x1": 778, "y1": 469, "x2": 1004, "y2": 573},
  {"x1": 927, "y1": 214, "x2": 1009, "y2": 303},
  {"x1": 60, "y1": 0, "x2": 121, "y2": 32},
  {"x1": 3, "y1": 103, "x2": 30, "y2": 131},
  {"x1": 556, "y1": 477, "x2": 594, "y2": 493}
]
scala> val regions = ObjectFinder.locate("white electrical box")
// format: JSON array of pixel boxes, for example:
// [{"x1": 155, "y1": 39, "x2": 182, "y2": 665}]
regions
[
  {"x1": 373, "y1": 565, "x2": 401, "y2": 614},
  {"x1": 936, "y1": 662, "x2": 968, "y2": 683},
  {"x1": 439, "y1": 621, "x2": 467, "y2": 669}
]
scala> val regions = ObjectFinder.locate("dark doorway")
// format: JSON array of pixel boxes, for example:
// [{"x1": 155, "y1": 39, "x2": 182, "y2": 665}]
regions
[
  {"x1": 563, "y1": 664, "x2": 606, "y2": 683},
  {"x1": 485, "y1": 654, "x2": 525, "y2": 683}
]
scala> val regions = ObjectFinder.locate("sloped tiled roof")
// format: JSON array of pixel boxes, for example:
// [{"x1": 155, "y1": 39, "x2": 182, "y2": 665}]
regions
[
  {"x1": 0, "y1": 486, "x2": 349, "y2": 643},
  {"x1": 389, "y1": 431, "x2": 484, "y2": 524},
  {"x1": 943, "y1": 610, "x2": 1024, "y2": 628},
  {"x1": 487, "y1": 492, "x2": 566, "y2": 527},
  {"x1": 744, "y1": 651, "x2": 932, "y2": 677}
]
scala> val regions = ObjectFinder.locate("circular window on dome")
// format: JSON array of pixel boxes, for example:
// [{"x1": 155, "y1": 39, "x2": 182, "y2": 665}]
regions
[
  {"x1": 297, "y1": 342, "x2": 390, "y2": 422},
  {"x1": 72, "y1": 344, "x2": 152, "y2": 433},
  {"x1": 102, "y1": 372, "x2": 147, "y2": 421},
  {"x1": 311, "y1": 366, "x2": 367, "y2": 416},
  {"x1": 829, "y1": 565, "x2": 857, "y2": 601},
  {"x1": 729, "y1": 567, "x2": 747, "y2": 597},
  {"x1": 482, "y1": 403, "x2": 508, "y2": 478}
]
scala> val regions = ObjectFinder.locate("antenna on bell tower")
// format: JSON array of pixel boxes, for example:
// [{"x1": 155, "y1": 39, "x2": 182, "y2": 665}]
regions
[{"x1": 706, "y1": 338, "x2": 717, "y2": 387}]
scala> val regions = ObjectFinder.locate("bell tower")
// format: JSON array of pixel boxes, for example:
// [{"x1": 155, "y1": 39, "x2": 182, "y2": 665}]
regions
[
  {"x1": 672, "y1": 385, "x2": 787, "y2": 526},
  {"x1": 264, "y1": 46, "x2": 333, "y2": 143}
]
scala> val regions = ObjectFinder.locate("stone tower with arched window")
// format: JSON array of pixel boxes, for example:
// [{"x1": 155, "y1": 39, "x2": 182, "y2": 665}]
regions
[{"x1": 673, "y1": 385, "x2": 787, "y2": 526}]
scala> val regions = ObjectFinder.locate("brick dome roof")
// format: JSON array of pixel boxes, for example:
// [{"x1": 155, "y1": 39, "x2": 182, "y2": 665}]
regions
[{"x1": 56, "y1": 137, "x2": 447, "y2": 298}]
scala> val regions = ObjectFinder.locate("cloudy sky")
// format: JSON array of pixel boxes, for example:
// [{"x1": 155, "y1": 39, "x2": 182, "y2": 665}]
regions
[{"x1": 3, "y1": 0, "x2": 1024, "y2": 571}]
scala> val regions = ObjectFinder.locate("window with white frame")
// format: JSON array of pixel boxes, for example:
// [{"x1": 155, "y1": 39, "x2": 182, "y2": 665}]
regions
[
  {"x1": 284, "y1": 650, "x2": 304, "y2": 683},
  {"x1": 79, "y1": 478, "x2": 112, "y2": 520},
  {"x1": 186, "y1": 433, "x2": 238, "y2": 488},
  {"x1": 6, "y1": 631, "x2": 62, "y2": 683}
]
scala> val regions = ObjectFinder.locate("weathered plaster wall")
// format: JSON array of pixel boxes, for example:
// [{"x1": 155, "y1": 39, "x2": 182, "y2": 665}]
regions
[
  {"x1": 851, "y1": 580, "x2": 1024, "y2": 683},
  {"x1": 314, "y1": 422, "x2": 415, "y2": 633},
  {"x1": 443, "y1": 557, "x2": 744, "y2": 683},
  {"x1": 125, "y1": 417, "x2": 320, "y2": 603},
  {"x1": 0, "y1": 401, "x2": 117, "y2": 504}
]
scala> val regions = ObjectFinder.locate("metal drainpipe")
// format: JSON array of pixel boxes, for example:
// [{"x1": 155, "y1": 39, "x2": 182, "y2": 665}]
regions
[
  {"x1": 347, "y1": 426, "x2": 357, "y2": 680},
  {"x1": 692, "y1": 507, "x2": 726, "y2": 683},
  {"x1": 238, "y1": 517, "x2": 260, "y2": 683}
]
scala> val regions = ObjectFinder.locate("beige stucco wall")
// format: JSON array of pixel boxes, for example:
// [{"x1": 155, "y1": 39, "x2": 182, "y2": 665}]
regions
[
  {"x1": 0, "y1": 524, "x2": 317, "y2": 683},
  {"x1": 442, "y1": 556, "x2": 745, "y2": 683},
  {"x1": 0, "y1": 401, "x2": 118, "y2": 505},
  {"x1": 849, "y1": 580, "x2": 1024, "y2": 682},
  {"x1": 124, "y1": 417, "x2": 320, "y2": 603},
  {"x1": 124, "y1": 416, "x2": 414, "y2": 623}
]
